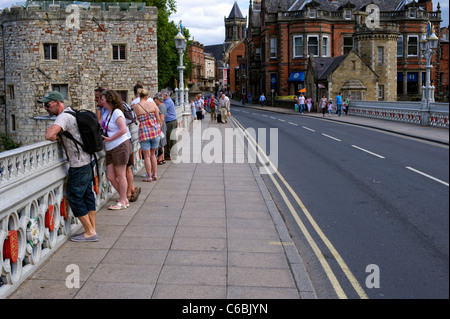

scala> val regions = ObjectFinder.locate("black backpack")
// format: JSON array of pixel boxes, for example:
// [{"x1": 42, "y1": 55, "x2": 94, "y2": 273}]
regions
[{"x1": 60, "y1": 109, "x2": 103, "y2": 180}]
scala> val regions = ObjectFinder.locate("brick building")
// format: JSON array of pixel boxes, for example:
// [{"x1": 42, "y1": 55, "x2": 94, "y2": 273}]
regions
[
  {"x1": 246, "y1": 0, "x2": 444, "y2": 103},
  {"x1": 0, "y1": 2, "x2": 158, "y2": 146},
  {"x1": 187, "y1": 41, "x2": 205, "y2": 89}
]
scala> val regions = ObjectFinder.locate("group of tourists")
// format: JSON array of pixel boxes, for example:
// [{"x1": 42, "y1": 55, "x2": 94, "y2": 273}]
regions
[
  {"x1": 191, "y1": 93, "x2": 230, "y2": 124},
  {"x1": 41, "y1": 83, "x2": 178, "y2": 243}
]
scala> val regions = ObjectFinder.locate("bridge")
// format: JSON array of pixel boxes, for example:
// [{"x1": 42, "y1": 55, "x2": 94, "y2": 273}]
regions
[{"x1": 1, "y1": 100, "x2": 448, "y2": 299}]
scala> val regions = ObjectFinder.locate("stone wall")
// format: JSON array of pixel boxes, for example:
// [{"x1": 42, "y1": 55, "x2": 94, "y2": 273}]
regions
[{"x1": 0, "y1": 4, "x2": 158, "y2": 146}]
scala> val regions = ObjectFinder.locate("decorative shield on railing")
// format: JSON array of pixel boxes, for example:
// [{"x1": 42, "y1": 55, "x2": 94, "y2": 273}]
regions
[
  {"x1": 45, "y1": 205, "x2": 55, "y2": 231},
  {"x1": 60, "y1": 197, "x2": 69, "y2": 220},
  {"x1": 3, "y1": 230, "x2": 19, "y2": 263}
]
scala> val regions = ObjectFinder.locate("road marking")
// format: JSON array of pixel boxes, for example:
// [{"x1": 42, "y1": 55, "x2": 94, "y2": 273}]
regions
[
  {"x1": 406, "y1": 166, "x2": 449, "y2": 187},
  {"x1": 351, "y1": 145, "x2": 385, "y2": 159},
  {"x1": 270, "y1": 116, "x2": 276, "y2": 119},
  {"x1": 252, "y1": 113, "x2": 259, "y2": 116},
  {"x1": 302, "y1": 126, "x2": 316, "y2": 132},
  {"x1": 229, "y1": 116, "x2": 369, "y2": 300},
  {"x1": 322, "y1": 133, "x2": 341, "y2": 142},
  {"x1": 288, "y1": 122, "x2": 299, "y2": 126},
  {"x1": 242, "y1": 111, "x2": 249, "y2": 113},
  {"x1": 261, "y1": 115, "x2": 268, "y2": 117},
  {"x1": 279, "y1": 119, "x2": 286, "y2": 122}
]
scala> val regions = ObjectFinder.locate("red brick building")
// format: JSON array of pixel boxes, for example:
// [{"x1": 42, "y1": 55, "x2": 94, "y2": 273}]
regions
[
  {"x1": 246, "y1": 0, "x2": 445, "y2": 101},
  {"x1": 187, "y1": 41, "x2": 205, "y2": 89}
]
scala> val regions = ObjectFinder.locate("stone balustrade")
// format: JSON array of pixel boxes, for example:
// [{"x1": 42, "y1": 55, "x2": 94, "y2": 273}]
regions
[
  {"x1": 0, "y1": 123, "x2": 144, "y2": 298},
  {"x1": 348, "y1": 101, "x2": 449, "y2": 128}
]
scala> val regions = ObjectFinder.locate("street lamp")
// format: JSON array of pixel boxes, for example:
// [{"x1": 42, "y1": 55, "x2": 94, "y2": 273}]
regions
[
  {"x1": 420, "y1": 22, "x2": 439, "y2": 118},
  {"x1": 174, "y1": 21, "x2": 187, "y2": 110}
]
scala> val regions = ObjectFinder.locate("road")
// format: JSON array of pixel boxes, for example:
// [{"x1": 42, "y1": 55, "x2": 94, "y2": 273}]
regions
[{"x1": 229, "y1": 105, "x2": 449, "y2": 299}]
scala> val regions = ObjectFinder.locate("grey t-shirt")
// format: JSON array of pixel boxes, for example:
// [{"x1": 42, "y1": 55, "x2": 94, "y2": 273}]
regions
[{"x1": 54, "y1": 107, "x2": 92, "y2": 168}]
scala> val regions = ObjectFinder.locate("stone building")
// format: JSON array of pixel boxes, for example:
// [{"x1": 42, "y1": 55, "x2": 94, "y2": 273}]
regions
[
  {"x1": 246, "y1": 0, "x2": 443, "y2": 102},
  {"x1": 0, "y1": 2, "x2": 158, "y2": 146}
]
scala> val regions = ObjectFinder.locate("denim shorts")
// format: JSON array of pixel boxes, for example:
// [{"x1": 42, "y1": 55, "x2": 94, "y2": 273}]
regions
[
  {"x1": 67, "y1": 162, "x2": 96, "y2": 218},
  {"x1": 140, "y1": 136, "x2": 161, "y2": 151}
]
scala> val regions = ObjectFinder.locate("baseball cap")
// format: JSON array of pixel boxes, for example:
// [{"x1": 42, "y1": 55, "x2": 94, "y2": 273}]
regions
[{"x1": 38, "y1": 91, "x2": 64, "y2": 103}]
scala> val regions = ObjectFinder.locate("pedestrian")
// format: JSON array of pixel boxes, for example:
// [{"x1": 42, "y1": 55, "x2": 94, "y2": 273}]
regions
[
  {"x1": 344, "y1": 95, "x2": 351, "y2": 115},
  {"x1": 242, "y1": 92, "x2": 246, "y2": 105},
  {"x1": 259, "y1": 93, "x2": 266, "y2": 107},
  {"x1": 42, "y1": 91, "x2": 98, "y2": 242},
  {"x1": 95, "y1": 87, "x2": 107, "y2": 121},
  {"x1": 210, "y1": 94, "x2": 218, "y2": 122},
  {"x1": 320, "y1": 95, "x2": 327, "y2": 117},
  {"x1": 306, "y1": 96, "x2": 312, "y2": 112},
  {"x1": 161, "y1": 89, "x2": 177, "y2": 161},
  {"x1": 299, "y1": 93, "x2": 306, "y2": 114},
  {"x1": 219, "y1": 93, "x2": 230, "y2": 124},
  {"x1": 98, "y1": 86, "x2": 140, "y2": 203},
  {"x1": 133, "y1": 88, "x2": 161, "y2": 182},
  {"x1": 154, "y1": 92, "x2": 167, "y2": 166},
  {"x1": 328, "y1": 100, "x2": 333, "y2": 116},
  {"x1": 190, "y1": 98, "x2": 197, "y2": 121},
  {"x1": 335, "y1": 92, "x2": 342, "y2": 117},
  {"x1": 195, "y1": 94, "x2": 203, "y2": 121},
  {"x1": 100, "y1": 90, "x2": 132, "y2": 210}
]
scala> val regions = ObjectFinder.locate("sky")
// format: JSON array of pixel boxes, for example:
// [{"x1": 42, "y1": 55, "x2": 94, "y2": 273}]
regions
[{"x1": 0, "y1": 0, "x2": 448, "y2": 45}]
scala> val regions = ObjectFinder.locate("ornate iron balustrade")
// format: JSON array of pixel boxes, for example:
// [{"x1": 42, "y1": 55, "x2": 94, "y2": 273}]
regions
[{"x1": 0, "y1": 123, "x2": 143, "y2": 298}]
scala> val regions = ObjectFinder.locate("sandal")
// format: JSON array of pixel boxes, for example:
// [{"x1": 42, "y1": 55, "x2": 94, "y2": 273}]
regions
[
  {"x1": 108, "y1": 202, "x2": 128, "y2": 210},
  {"x1": 129, "y1": 187, "x2": 141, "y2": 202},
  {"x1": 142, "y1": 177, "x2": 153, "y2": 182},
  {"x1": 157, "y1": 160, "x2": 164, "y2": 165},
  {"x1": 152, "y1": 176, "x2": 158, "y2": 181}
]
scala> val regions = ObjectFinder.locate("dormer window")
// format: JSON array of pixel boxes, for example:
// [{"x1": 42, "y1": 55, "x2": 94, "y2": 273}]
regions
[
  {"x1": 409, "y1": 9, "x2": 417, "y2": 18},
  {"x1": 309, "y1": 9, "x2": 317, "y2": 18},
  {"x1": 344, "y1": 9, "x2": 352, "y2": 20}
]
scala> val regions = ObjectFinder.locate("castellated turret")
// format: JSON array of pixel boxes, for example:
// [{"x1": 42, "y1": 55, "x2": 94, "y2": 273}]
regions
[{"x1": 0, "y1": 3, "x2": 158, "y2": 146}]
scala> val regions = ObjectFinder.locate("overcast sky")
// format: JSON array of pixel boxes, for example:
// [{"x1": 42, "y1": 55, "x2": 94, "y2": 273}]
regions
[{"x1": 0, "y1": 0, "x2": 448, "y2": 45}]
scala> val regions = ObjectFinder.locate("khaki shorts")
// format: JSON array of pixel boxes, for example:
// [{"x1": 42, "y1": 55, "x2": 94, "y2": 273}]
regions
[{"x1": 106, "y1": 139, "x2": 131, "y2": 166}]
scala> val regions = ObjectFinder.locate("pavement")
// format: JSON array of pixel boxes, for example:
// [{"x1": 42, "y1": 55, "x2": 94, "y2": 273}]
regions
[{"x1": 7, "y1": 101, "x2": 448, "y2": 300}]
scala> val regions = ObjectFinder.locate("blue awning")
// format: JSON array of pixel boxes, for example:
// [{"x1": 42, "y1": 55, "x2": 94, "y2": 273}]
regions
[{"x1": 288, "y1": 72, "x2": 305, "y2": 82}]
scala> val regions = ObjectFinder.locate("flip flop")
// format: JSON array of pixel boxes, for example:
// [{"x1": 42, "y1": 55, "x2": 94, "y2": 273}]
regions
[
  {"x1": 108, "y1": 202, "x2": 127, "y2": 210},
  {"x1": 142, "y1": 177, "x2": 153, "y2": 182}
]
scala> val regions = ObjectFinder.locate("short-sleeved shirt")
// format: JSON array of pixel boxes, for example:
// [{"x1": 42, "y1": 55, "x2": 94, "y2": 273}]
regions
[
  {"x1": 164, "y1": 97, "x2": 177, "y2": 122},
  {"x1": 101, "y1": 109, "x2": 130, "y2": 151},
  {"x1": 54, "y1": 107, "x2": 92, "y2": 168}
]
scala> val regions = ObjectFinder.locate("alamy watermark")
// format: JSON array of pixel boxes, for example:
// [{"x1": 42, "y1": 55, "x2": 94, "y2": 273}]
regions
[
  {"x1": 365, "y1": 264, "x2": 380, "y2": 289},
  {"x1": 170, "y1": 123, "x2": 279, "y2": 175}
]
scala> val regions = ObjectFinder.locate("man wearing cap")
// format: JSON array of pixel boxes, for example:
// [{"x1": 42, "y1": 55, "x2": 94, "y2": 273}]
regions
[{"x1": 40, "y1": 91, "x2": 98, "y2": 242}]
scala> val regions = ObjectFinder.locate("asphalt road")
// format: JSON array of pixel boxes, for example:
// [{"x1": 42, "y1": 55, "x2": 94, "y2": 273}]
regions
[{"x1": 230, "y1": 105, "x2": 449, "y2": 299}]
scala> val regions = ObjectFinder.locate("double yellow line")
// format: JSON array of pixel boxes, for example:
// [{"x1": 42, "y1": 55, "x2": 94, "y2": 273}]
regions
[{"x1": 230, "y1": 116, "x2": 368, "y2": 299}]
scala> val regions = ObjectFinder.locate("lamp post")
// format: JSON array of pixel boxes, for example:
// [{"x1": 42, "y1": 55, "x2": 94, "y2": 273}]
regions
[
  {"x1": 419, "y1": 22, "x2": 438, "y2": 125},
  {"x1": 174, "y1": 21, "x2": 187, "y2": 111}
]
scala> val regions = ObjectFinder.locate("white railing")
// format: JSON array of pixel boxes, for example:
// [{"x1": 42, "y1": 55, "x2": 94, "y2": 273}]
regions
[
  {"x1": 0, "y1": 123, "x2": 143, "y2": 298},
  {"x1": 348, "y1": 101, "x2": 449, "y2": 128}
]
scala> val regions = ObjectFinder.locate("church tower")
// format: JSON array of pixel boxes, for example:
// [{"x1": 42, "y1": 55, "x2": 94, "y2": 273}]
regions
[{"x1": 224, "y1": 1, "x2": 247, "y2": 43}]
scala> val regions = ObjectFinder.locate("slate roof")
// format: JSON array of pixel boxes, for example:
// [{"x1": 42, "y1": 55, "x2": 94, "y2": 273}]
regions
[
  {"x1": 228, "y1": 1, "x2": 245, "y2": 19},
  {"x1": 315, "y1": 55, "x2": 348, "y2": 80},
  {"x1": 264, "y1": 0, "x2": 406, "y2": 13}
]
